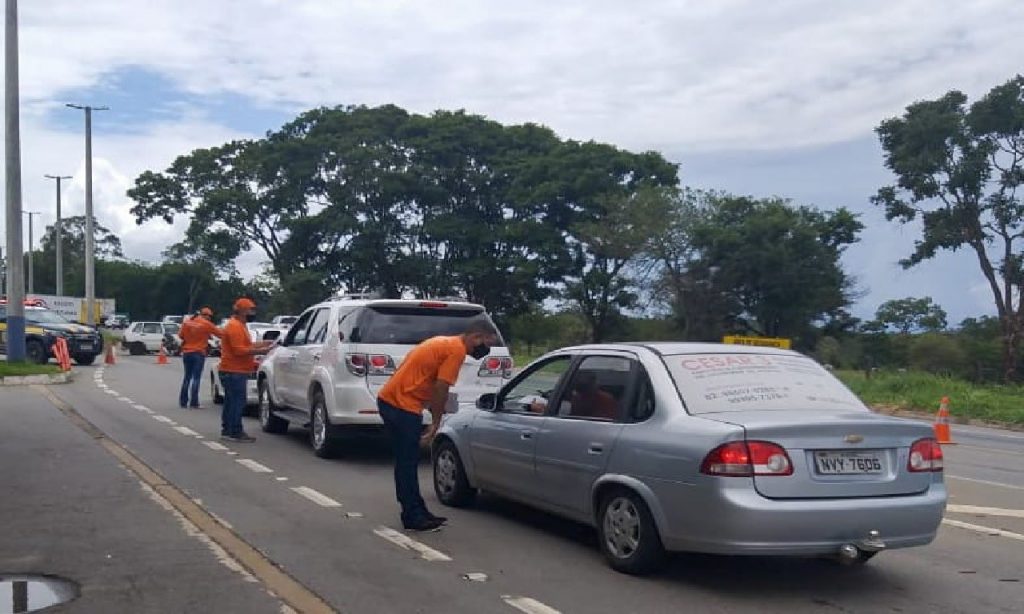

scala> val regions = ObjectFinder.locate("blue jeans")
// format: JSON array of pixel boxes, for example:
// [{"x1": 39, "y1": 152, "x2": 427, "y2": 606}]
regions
[
  {"x1": 219, "y1": 372, "x2": 249, "y2": 437},
  {"x1": 179, "y1": 352, "x2": 206, "y2": 407},
  {"x1": 377, "y1": 398, "x2": 428, "y2": 525}
]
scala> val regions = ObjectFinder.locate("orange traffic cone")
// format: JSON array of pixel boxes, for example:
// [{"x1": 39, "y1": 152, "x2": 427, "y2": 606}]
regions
[
  {"x1": 157, "y1": 343, "x2": 169, "y2": 365},
  {"x1": 105, "y1": 343, "x2": 116, "y2": 365},
  {"x1": 933, "y1": 396, "x2": 955, "y2": 445}
]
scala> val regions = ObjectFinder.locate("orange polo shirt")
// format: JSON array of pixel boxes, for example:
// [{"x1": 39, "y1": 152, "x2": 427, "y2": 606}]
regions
[
  {"x1": 219, "y1": 318, "x2": 256, "y2": 373},
  {"x1": 379, "y1": 336, "x2": 466, "y2": 414},
  {"x1": 179, "y1": 317, "x2": 222, "y2": 354}
]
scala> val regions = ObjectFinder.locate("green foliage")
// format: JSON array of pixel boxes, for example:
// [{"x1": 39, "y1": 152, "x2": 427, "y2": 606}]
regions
[
  {"x1": 0, "y1": 362, "x2": 62, "y2": 377},
  {"x1": 869, "y1": 296, "x2": 947, "y2": 333},
  {"x1": 815, "y1": 336, "x2": 842, "y2": 367},
  {"x1": 908, "y1": 333, "x2": 969, "y2": 376}
]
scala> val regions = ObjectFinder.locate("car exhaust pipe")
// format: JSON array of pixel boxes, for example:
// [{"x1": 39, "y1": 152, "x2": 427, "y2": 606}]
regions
[
  {"x1": 837, "y1": 543, "x2": 860, "y2": 562},
  {"x1": 858, "y1": 530, "x2": 886, "y2": 552}
]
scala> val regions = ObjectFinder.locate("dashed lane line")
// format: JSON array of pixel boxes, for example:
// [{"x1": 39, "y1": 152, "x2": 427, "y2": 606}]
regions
[
  {"x1": 203, "y1": 441, "x2": 230, "y2": 452},
  {"x1": 173, "y1": 426, "x2": 203, "y2": 438},
  {"x1": 152, "y1": 415, "x2": 177, "y2": 425},
  {"x1": 501, "y1": 596, "x2": 562, "y2": 614},
  {"x1": 947, "y1": 475, "x2": 1024, "y2": 491},
  {"x1": 942, "y1": 519, "x2": 1024, "y2": 542},
  {"x1": 237, "y1": 459, "x2": 274, "y2": 474},
  {"x1": 291, "y1": 486, "x2": 343, "y2": 508},
  {"x1": 373, "y1": 526, "x2": 452, "y2": 562},
  {"x1": 947, "y1": 504, "x2": 1024, "y2": 519}
]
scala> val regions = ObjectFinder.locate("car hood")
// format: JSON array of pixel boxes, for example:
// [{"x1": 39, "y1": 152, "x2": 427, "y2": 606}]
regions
[{"x1": 31, "y1": 322, "x2": 99, "y2": 335}]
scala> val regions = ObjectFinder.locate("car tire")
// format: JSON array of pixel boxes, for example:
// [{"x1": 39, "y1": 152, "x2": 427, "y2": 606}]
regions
[
  {"x1": 211, "y1": 373, "x2": 224, "y2": 405},
  {"x1": 258, "y1": 379, "x2": 288, "y2": 434},
  {"x1": 128, "y1": 341, "x2": 147, "y2": 356},
  {"x1": 73, "y1": 353, "x2": 98, "y2": 366},
  {"x1": 310, "y1": 389, "x2": 341, "y2": 458},
  {"x1": 433, "y1": 439, "x2": 477, "y2": 507},
  {"x1": 26, "y1": 339, "x2": 48, "y2": 364},
  {"x1": 597, "y1": 489, "x2": 666, "y2": 575}
]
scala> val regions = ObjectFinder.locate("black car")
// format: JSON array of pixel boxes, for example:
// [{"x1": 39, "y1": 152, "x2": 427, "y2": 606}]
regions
[{"x1": 23, "y1": 306, "x2": 104, "y2": 365}]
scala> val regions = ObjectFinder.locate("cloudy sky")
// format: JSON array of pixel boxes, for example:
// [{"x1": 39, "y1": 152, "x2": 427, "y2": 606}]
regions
[{"x1": 2, "y1": 0, "x2": 1022, "y2": 322}]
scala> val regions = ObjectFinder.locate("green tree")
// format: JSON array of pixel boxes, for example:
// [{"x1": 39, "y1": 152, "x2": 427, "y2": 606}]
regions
[
  {"x1": 869, "y1": 297, "x2": 948, "y2": 334},
  {"x1": 872, "y1": 75, "x2": 1024, "y2": 381},
  {"x1": 32, "y1": 216, "x2": 124, "y2": 296},
  {"x1": 909, "y1": 333, "x2": 969, "y2": 376}
]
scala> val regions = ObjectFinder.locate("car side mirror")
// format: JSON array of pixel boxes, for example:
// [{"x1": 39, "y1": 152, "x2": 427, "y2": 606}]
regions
[{"x1": 476, "y1": 393, "x2": 497, "y2": 411}]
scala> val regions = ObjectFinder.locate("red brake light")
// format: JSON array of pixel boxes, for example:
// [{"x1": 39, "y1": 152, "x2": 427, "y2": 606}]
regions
[
  {"x1": 345, "y1": 353, "x2": 367, "y2": 376},
  {"x1": 370, "y1": 355, "x2": 388, "y2": 368},
  {"x1": 485, "y1": 357, "x2": 501, "y2": 370},
  {"x1": 478, "y1": 355, "x2": 511, "y2": 378},
  {"x1": 701, "y1": 441, "x2": 793, "y2": 477},
  {"x1": 908, "y1": 438, "x2": 944, "y2": 472},
  {"x1": 368, "y1": 354, "x2": 396, "y2": 376},
  {"x1": 419, "y1": 301, "x2": 448, "y2": 308}
]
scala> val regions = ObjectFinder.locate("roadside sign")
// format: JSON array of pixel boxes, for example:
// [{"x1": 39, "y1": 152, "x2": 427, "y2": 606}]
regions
[{"x1": 722, "y1": 335, "x2": 792, "y2": 349}]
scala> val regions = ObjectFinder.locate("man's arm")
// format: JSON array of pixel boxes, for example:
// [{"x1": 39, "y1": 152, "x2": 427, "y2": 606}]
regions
[{"x1": 422, "y1": 379, "x2": 451, "y2": 442}]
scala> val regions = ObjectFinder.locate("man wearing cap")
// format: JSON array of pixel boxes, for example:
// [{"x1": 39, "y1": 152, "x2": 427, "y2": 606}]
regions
[
  {"x1": 219, "y1": 298, "x2": 273, "y2": 442},
  {"x1": 178, "y1": 307, "x2": 222, "y2": 409}
]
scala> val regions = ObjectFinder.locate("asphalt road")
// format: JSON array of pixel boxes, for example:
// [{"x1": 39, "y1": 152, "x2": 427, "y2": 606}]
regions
[{"x1": 27, "y1": 354, "x2": 1024, "y2": 612}]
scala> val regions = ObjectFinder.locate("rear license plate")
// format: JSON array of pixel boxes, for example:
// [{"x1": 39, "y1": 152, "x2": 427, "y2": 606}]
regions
[
  {"x1": 813, "y1": 451, "x2": 884, "y2": 475},
  {"x1": 79, "y1": 343, "x2": 94, "y2": 351}
]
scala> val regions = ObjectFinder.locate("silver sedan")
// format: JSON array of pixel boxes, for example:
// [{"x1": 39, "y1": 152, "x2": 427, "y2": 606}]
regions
[{"x1": 431, "y1": 343, "x2": 946, "y2": 574}]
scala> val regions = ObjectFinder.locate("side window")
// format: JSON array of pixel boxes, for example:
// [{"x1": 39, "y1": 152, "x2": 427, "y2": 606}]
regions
[
  {"x1": 143, "y1": 323, "x2": 163, "y2": 334},
  {"x1": 337, "y1": 308, "x2": 357, "y2": 342},
  {"x1": 629, "y1": 370, "x2": 656, "y2": 423},
  {"x1": 498, "y1": 356, "x2": 573, "y2": 414},
  {"x1": 553, "y1": 356, "x2": 633, "y2": 422},
  {"x1": 283, "y1": 310, "x2": 315, "y2": 346},
  {"x1": 307, "y1": 309, "x2": 329, "y2": 344}
]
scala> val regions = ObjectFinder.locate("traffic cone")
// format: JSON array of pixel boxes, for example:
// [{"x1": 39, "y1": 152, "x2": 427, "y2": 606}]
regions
[
  {"x1": 933, "y1": 396, "x2": 955, "y2": 445},
  {"x1": 105, "y1": 343, "x2": 116, "y2": 365},
  {"x1": 157, "y1": 343, "x2": 169, "y2": 365}
]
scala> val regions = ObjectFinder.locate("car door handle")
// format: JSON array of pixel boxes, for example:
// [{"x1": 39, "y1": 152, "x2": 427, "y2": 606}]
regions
[
  {"x1": 313, "y1": 353, "x2": 321, "y2": 362},
  {"x1": 588, "y1": 443, "x2": 604, "y2": 455},
  {"x1": 520, "y1": 432, "x2": 533, "y2": 440}
]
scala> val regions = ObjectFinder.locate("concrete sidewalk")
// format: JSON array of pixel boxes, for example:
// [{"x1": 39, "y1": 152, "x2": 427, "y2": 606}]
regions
[{"x1": 0, "y1": 386, "x2": 284, "y2": 613}]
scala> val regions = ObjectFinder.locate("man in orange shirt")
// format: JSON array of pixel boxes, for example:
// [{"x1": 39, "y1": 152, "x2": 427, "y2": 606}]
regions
[
  {"x1": 178, "y1": 307, "x2": 223, "y2": 409},
  {"x1": 378, "y1": 320, "x2": 499, "y2": 531},
  {"x1": 219, "y1": 298, "x2": 273, "y2": 442}
]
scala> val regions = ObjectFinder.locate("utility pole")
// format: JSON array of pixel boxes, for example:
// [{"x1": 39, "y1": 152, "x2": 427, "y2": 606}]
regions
[
  {"x1": 5, "y1": 0, "x2": 26, "y2": 360},
  {"x1": 23, "y1": 210, "x2": 39, "y2": 294},
  {"x1": 45, "y1": 174, "x2": 72, "y2": 296},
  {"x1": 66, "y1": 103, "x2": 107, "y2": 325}
]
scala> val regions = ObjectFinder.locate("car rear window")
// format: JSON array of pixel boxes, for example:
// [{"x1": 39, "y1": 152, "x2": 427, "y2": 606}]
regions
[
  {"x1": 664, "y1": 352, "x2": 864, "y2": 414},
  {"x1": 351, "y1": 306, "x2": 504, "y2": 345}
]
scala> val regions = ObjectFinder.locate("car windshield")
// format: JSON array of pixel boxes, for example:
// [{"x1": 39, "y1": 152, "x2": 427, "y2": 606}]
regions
[
  {"x1": 26, "y1": 309, "x2": 72, "y2": 324},
  {"x1": 351, "y1": 306, "x2": 504, "y2": 345},
  {"x1": 664, "y1": 352, "x2": 865, "y2": 414},
  {"x1": 164, "y1": 324, "x2": 180, "y2": 334}
]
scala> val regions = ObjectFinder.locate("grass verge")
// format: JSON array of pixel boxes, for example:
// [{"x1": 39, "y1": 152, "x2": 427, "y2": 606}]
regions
[
  {"x1": 837, "y1": 369, "x2": 1024, "y2": 426},
  {"x1": 0, "y1": 361, "x2": 63, "y2": 377}
]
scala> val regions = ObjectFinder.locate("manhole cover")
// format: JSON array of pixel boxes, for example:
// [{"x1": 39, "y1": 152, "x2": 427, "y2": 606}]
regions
[{"x1": 0, "y1": 575, "x2": 78, "y2": 613}]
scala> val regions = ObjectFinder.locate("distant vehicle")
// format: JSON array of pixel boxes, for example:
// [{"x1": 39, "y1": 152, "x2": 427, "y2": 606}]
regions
[
  {"x1": 123, "y1": 322, "x2": 180, "y2": 355},
  {"x1": 108, "y1": 313, "x2": 130, "y2": 329},
  {"x1": 271, "y1": 315, "x2": 298, "y2": 328},
  {"x1": 209, "y1": 327, "x2": 283, "y2": 413},
  {"x1": 0, "y1": 300, "x2": 104, "y2": 365},
  {"x1": 161, "y1": 315, "x2": 184, "y2": 325},
  {"x1": 432, "y1": 343, "x2": 947, "y2": 575},
  {"x1": 257, "y1": 295, "x2": 512, "y2": 458}
]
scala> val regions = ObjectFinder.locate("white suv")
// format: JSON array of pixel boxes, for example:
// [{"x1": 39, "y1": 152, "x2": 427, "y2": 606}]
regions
[{"x1": 256, "y1": 295, "x2": 513, "y2": 457}]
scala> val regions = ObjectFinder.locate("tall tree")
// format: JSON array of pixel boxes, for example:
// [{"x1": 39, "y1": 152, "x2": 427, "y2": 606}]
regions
[
  {"x1": 32, "y1": 216, "x2": 124, "y2": 296},
  {"x1": 870, "y1": 297, "x2": 948, "y2": 334},
  {"x1": 873, "y1": 76, "x2": 1024, "y2": 381}
]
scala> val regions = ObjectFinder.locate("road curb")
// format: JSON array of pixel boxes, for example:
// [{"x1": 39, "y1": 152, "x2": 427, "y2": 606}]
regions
[{"x1": 0, "y1": 371, "x2": 73, "y2": 386}]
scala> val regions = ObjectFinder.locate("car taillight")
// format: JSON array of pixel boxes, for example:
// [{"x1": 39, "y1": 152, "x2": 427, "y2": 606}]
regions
[
  {"x1": 908, "y1": 438, "x2": 944, "y2": 472},
  {"x1": 478, "y1": 356, "x2": 514, "y2": 378},
  {"x1": 701, "y1": 441, "x2": 793, "y2": 477},
  {"x1": 345, "y1": 353, "x2": 367, "y2": 376},
  {"x1": 368, "y1": 354, "x2": 396, "y2": 376}
]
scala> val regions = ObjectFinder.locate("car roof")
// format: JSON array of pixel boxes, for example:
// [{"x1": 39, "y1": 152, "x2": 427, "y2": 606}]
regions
[
  {"x1": 313, "y1": 297, "x2": 486, "y2": 310},
  {"x1": 555, "y1": 342, "x2": 800, "y2": 357}
]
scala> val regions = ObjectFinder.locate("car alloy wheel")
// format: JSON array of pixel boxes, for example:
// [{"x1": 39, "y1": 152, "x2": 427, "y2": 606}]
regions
[
  {"x1": 603, "y1": 496, "x2": 641, "y2": 560},
  {"x1": 435, "y1": 448, "x2": 458, "y2": 499},
  {"x1": 312, "y1": 403, "x2": 327, "y2": 450}
]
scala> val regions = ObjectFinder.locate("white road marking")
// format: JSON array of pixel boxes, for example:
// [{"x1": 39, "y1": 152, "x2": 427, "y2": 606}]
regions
[
  {"x1": 174, "y1": 426, "x2": 202, "y2": 438},
  {"x1": 291, "y1": 486, "x2": 342, "y2": 508},
  {"x1": 275, "y1": 477, "x2": 289, "y2": 482},
  {"x1": 345, "y1": 512, "x2": 364, "y2": 519},
  {"x1": 373, "y1": 526, "x2": 451, "y2": 562},
  {"x1": 501, "y1": 595, "x2": 562, "y2": 614},
  {"x1": 203, "y1": 441, "x2": 229, "y2": 452},
  {"x1": 942, "y1": 519, "x2": 1024, "y2": 542},
  {"x1": 104, "y1": 390, "x2": 118, "y2": 395},
  {"x1": 132, "y1": 404, "x2": 150, "y2": 411},
  {"x1": 237, "y1": 459, "x2": 274, "y2": 473},
  {"x1": 226, "y1": 451, "x2": 239, "y2": 456},
  {"x1": 138, "y1": 407, "x2": 154, "y2": 415},
  {"x1": 462, "y1": 572, "x2": 488, "y2": 582},
  {"x1": 947, "y1": 475, "x2": 1024, "y2": 491},
  {"x1": 119, "y1": 397, "x2": 134, "y2": 403},
  {"x1": 947, "y1": 504, "x2": 1024, "y2": 519},
  {"x1": 958, "y1": 444, "x2": 1024, "y2": 457},
  {"x1": 152, "y1": 415, "x2": 176, "y2": 424}
]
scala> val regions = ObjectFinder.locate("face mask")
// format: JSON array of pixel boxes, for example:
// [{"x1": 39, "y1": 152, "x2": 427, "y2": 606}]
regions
[
  {"x1": 246, "y1": 314, "x2": 257, "y2": 323},
  {"x1": 469, "y1": 344, "x2": 490, "y2": 360}
]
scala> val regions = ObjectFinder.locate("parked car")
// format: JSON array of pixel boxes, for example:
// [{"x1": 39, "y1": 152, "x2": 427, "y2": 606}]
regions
[
  {"x1": 1, "y1": 300, "x2": 103, "y2": 365},
  {"x1": 161, "y1": 315, "x2": 184, "y2": 325},
  {"x1": 430, "y1": 343, "x2": 947, "y2": 575},
  {"x1": 123, "y1": 321, "x2": 180, "y2": 355},
  {"x1": 270, "y1": 315, "x2": 298, "y2": 328},
  {"x1": 108, "y1": 313, "x2": 130, "y2": 329},
  {"x1": 256, "y1": 295, "x2": 513, "y2": 457},
  {"x1": 209, "y1": 326, "x2": 286, "y2": 411}
]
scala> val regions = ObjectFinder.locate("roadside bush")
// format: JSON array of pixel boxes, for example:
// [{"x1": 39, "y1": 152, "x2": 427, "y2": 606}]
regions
[{"x1": 908, "y1": 333, "x2": 969, "y2": 377}]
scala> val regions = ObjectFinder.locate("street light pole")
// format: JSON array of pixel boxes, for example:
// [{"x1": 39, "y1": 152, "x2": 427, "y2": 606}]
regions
[
  {"x1": 66, "y1": 103, "x2": 107, "y2": 325},
  {"x1": 45, "y1": 174, "x2": 72, "y2": 296},
  {"x1": 23, "y1": 210, "x2": 39, "y2": 294},
  {"x1": 4, "y1": 0, "x2": 26, "y2": 360}
]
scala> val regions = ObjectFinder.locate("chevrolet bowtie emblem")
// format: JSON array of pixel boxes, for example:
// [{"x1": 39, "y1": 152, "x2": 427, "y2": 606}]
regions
[{"x1": 844, "y1": 434, "x2": 864, "y2": 443}]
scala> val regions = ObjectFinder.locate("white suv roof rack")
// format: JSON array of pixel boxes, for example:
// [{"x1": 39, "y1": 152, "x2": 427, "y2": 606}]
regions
[{"x1": 328, "y1": 292, "x2": 382, "y2": 301}]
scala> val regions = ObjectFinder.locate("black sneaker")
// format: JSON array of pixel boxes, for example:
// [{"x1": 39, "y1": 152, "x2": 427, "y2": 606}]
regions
[
  {"x1": 404, "y1": 517, "x2": 444, "y2": 532},
  {"x1": 231, "y1": 433, "x2": 256, "y2": 443},
  {"x1": 426, "y1": 513, "x2": 448, "y2": 525}
]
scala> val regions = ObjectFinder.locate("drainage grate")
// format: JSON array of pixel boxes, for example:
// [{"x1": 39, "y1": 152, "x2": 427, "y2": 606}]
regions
[{"x1": 0, "y1": 575, "x2": 78, "y2": 613}]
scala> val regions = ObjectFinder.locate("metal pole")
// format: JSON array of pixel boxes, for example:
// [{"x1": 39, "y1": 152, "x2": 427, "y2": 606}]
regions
[
  {"x1": 24, "y1": 210, "x2": 38, "y2": 294},
  {"x1": 66, "y1": 104, "x2": 106, "y2": 325},
  {"x1": 5, "y1": 0, "x2": 26, "y2": 360},
  {"x1": 46, "y1": 174, "x2": 72, "y2": 296}
]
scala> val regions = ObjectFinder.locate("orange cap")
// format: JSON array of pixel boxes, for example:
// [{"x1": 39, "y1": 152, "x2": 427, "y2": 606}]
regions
[
  {"x1": 234, "y1": 297, "x2": 256, "y2": 311},
  {"x1": 200, "y1": 307, "x2": 214, "y2": 316}
]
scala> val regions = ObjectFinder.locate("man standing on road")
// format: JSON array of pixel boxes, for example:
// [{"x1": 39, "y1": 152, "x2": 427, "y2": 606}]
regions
[
  {"x1": 219, "y1": 298, "x2": 272, "y2": 443},
  {"x1": 377, "y1": 320, "x2": 499, "y2": 532},
  {"x1": 178, "y1": 307, "x2": 222, "y2": 409}
]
